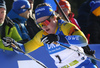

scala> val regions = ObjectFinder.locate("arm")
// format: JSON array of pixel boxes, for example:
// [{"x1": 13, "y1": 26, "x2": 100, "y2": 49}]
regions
[
  {"x1": 0, "y1": 39, "x2": 13, "y2": 51},
  {"x1": 24, "y1": 31, "x2": 44, "y2": 53},
  {"x1": 2, "y1": 30, "x2": 44, "y2": 54},
  {"x1": 11, "y1": 26, "x2": 31, "y2": 44},
  {"x1": 2, "y1": 38, "x2": 42, "y2": 54},
  {"x1": 40, "y1": 22, "x2": 88, "y2": 48},
  {"x1": 61, "y1": 23, "x2": 88, "y2": 47},
  {"x1": 10, "y1": 26, "x2": 22, "y2": 41},
  {"x1": 0, "y1": 26, "x2": 22, "y2": 51},
  {"x1": 41, "y1": 23, "x2": 88, "y2": 47}
]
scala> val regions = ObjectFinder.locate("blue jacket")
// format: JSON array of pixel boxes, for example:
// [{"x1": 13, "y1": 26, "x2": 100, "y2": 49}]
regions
[{"x1": 7, "y1": 9, "x2": 31, "y2": 42}]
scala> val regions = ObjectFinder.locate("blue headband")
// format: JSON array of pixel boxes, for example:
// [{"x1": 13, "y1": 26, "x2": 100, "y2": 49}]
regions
[{"x1": 35, "y1": 6, "x2": 54, "y2": 20}]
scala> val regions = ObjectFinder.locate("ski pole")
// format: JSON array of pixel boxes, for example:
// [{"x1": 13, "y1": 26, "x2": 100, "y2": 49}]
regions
[
  {"x1": 54, "y1": 42, "x2": 100, "y2": 62},
  {"x1": 11, "y1": 43, "x2": 47, "y2": 68},
  {"x1": 54, "y1": 0, "x2": 70, "y2": 22}
]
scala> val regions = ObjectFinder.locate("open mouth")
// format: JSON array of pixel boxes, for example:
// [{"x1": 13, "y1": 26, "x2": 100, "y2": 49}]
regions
[{"x1": 46, "y1": 28, "x2": 50, "y2": 32}]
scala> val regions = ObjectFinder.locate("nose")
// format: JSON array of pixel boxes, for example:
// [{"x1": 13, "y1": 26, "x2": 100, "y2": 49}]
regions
[{"x1": 28, "y1": 10, "x2": 30, "y2": 13}]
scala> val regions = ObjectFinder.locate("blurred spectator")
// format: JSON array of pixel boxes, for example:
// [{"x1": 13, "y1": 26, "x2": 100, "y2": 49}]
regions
[
  {"x1": 33, "y1": 0, "x2": 45, "y2": 10},
  {"x1": 77, "y1": 0, "x2": 92, "y2": 43},
  {"x1": 87, "y1": 1, "x2": 100, "y2": 44},
  {"x1": 0, "y1": 0, "x2": 22, "y2": 51},
  {"x1": 77, "y1": 0, "x2": 92, "y2": 36},
  {"x1": 77, "y1": 0, "x2": 100, "y2": 42},
  {"x1": 25, "y1": 0, "x2": 41, "y2": 39},
  {"x1": 7, "y1": 0, "x2": 31, "y2": 43},
  {"x1": 56, "y1": 0, "x2": 81, "y2": 29}
]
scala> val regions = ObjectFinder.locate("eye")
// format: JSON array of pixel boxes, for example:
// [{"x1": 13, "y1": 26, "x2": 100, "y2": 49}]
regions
[
  {"x1": 39, "y1": 23, "x2": 44, "y2": 27},
  {"x1": 1, "y1": 11, "x2": 5, "y2": 14}
]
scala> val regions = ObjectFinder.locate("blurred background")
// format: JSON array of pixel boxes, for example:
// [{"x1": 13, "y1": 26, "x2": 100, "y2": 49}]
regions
[{"x1": 5, "y1": 0, "x2": 86, "y2": 18}]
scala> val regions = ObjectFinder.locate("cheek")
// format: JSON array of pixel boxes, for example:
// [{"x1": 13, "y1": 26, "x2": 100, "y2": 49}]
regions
[
  {"x1": 59, "y1": 12, "x2": 62, "y2": 15},
  {"x1": 2, "y1": 14, "x2": 6, "y2": 20},
  {"x1": 65, "y1": 11, "x2": 70, "y2": 16},
  {"x1": 46, "y1": 23, "x2": 54, "y2": 30},
  {"x1": 49, "y1": 22, "x2": 56, "y2": 29},
  {"x1": 64, "y1": 11, "x2": 68, "y2": 15}
]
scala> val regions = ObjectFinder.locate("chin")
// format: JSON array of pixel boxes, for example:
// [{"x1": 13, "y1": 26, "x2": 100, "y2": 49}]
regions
[
  {"x1": 0, "y1": 21, "x2": 3, "y2": 24},
  {"x1": 47, "y1": 31, "x2": 54, "y2": 34},
  {"x1": 46, "y1": 31, "x2": 51, "y2": 34}
]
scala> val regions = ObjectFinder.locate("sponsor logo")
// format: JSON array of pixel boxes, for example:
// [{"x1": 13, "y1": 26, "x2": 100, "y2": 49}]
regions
[
  {"x1": 35, "y1": 8, "x2": 45, "y2": 13},
  {"x1": 36, "y1": 13, "x2": 40, "y2": 16},
  {"x1": 67, "y1": 36, "x2": 79, "y2": 41},
  {"x1": 21, "y1": 5, "x2": 26, "y2": 9},
  {"x1": 49, "y1": 8, "x2": 53, "y2": 12},
  {"x1": 47, "y1": 44, "x2": 60, "y2": 49}
]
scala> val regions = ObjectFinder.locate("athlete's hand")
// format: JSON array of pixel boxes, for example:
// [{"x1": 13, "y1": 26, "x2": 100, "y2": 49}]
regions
[
  {"x1": 2, "y1": 37, "x2": 15, "y2": 47},
  {"x1": 41, "y1": 34, "x2": 59, "y2": 44},
  {"x1": 2, "y1": 37, "x2": 25, "y2": 54}
]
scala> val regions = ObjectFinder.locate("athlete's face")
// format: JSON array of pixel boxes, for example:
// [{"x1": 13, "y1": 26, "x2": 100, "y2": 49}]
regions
[{"x1": 37, "y1": 15, "x2": 57, "y2": 34}]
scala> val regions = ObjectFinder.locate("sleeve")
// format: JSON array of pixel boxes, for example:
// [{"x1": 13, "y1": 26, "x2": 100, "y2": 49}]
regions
[
  {"x1": 0, "y1": 26, "x2": 22, "y2": 51},
  {"x1": 60, "y1": 23, "x2": 88, "y2": 47},
  {"x1": 0, "y1": 39, "x2": 13, "y2": 51},
  {"x1": 11, "y1": 26, "x2": 22, "y2": 41},
  {"x1": 24, "y1": 31, "x2": 44, "y2": 53}
]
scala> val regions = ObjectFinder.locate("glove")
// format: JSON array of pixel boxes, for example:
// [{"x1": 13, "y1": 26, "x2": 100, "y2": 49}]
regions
[
  {"x1": 2, "y1": 37, "x2": 16, "y2": 47},
  {"x1": 82, "y1": 46, "x2": 95, "y2": 55},
  {"x1": 41, "y1": 34, "x2": 59, "y2": 44},
  {"x1": 82, "y1": 46, "x2": 96, "y2": 65},
  {"x1": 2, "y1": 37, "x2": 25, "y2": 54}
]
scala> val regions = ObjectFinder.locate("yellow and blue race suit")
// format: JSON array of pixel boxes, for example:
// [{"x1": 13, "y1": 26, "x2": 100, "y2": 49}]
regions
[{"x1": 22, "y1": 19, "x2": 96, "y2": 68}]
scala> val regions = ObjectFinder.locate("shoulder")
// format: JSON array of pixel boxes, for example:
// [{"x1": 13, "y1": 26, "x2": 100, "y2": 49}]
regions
[
  {"x1": 36, "y1": 29, "x2": 48, "y2": 35},
  {"x1": 61, "y1": 22, "x2": 76, "y2": 31},
  {"x1": 61, "y1": 22, "x2": 75, "y2": 28},
  {"x1": 4, "y1": 17, "x2": 16, "y2": 32},
  {"x1": 5, "y1": 16, "x2": 14, "y2": 28},
  {"x1": 61, "y1": 22, "x2": 79, "y2": 35},
  {"x1": 34, "y1": 30, "x2": 45, "y2": 38}
]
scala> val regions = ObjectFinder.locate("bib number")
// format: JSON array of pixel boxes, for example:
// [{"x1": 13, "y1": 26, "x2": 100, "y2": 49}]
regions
[{"x1": 56, "y1": 55, "x2": 62, "y2": 63}]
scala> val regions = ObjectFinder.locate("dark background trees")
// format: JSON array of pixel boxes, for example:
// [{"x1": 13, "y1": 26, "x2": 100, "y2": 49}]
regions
[
  {"x1": 68, "y1": 0, "x2": 86, "y2": 18},
  {"x1": 5, "y1": 0, "x2": 86, "y2": 18}
]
